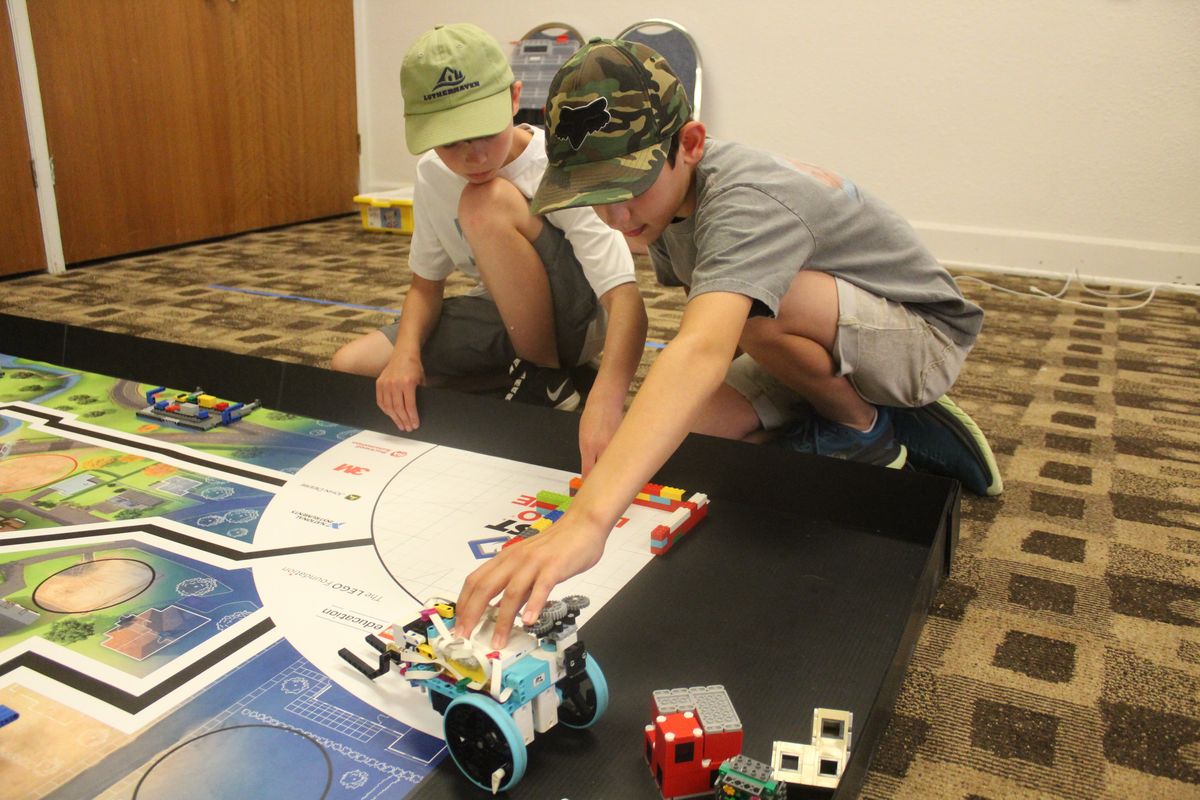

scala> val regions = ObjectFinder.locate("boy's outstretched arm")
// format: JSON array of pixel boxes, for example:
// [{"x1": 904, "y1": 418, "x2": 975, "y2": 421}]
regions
[
  {"x1": 455, "y1": 291, "x2": 753, "y2": 647},
  {"x1": 579, "y1": 282, "x2": 648, "y2": 476},
  {"x1": 376, "y1": 274, "x2": 443, "y2": 432}
]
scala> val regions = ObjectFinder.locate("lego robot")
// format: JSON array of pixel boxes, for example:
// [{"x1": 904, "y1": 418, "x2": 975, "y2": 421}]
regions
[{"x1": 338, "y1": 595, "x2": 607, "y2": 794}]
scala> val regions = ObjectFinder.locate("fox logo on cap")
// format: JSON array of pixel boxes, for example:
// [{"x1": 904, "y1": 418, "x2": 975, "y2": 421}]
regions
[
  {"x1": 554, "y1": 97, "x2": 611, "y2": 150},
  {"x1": 530, "y1": 38, "x2": 692, "y2": 216}
]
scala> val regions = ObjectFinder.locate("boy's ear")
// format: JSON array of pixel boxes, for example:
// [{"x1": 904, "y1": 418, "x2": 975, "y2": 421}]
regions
[
  {"x1": 510, "y1": 81, "x2": 523, "y2": 116},
  {"x1": 679, "y1": 121, "x2": 706, "y2": 164}
]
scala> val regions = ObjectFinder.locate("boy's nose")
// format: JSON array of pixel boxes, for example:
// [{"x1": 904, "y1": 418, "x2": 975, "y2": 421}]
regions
[
  {"x1": 465, "y1": 141, "x2": 487, "y2": 162},
  {"x1": 598, "y1": 202, "x2": 629, "y2": 229}
]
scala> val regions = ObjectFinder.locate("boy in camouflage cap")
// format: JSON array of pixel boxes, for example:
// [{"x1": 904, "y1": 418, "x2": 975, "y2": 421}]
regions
[
  {"x1": 332, "y1": 25, "x2": 647, "y2": 473},
  {"x1": 455, "y1": 38, "x2": 1002, "y2": 647}
]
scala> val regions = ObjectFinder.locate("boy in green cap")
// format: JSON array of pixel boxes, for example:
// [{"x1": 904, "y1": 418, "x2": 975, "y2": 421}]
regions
[
  {"x1": 333, "y1": 24, "x2": 646, "y2": 473},
  {"x1": 454, "y1": 37, "x2": 1002, "y2": 647}
]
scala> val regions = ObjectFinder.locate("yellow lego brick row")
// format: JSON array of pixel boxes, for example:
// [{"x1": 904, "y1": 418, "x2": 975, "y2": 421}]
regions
[{"x1": 530, "y1": 518, "x2": 553, "y2": 532}]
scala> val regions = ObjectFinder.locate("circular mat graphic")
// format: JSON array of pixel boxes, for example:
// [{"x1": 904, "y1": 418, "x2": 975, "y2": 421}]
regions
[
  {"x1": 0, "y1": 453, "x2": 78, "y2": 493},
  {"x1": 33, "y1": 558, "x2": 155, "y2": 613},
  {"x1": 134, "y1": 724, "x2": 332, "y2": 799}
]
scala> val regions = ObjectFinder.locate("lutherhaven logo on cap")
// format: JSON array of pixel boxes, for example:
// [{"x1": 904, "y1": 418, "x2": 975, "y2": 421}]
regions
[
  {"x1": 426, "y1": 67, "x2": 475, "y2": 100},
  {"x1": 555, "y1": 97, "x2": 611, "y2": 150},
  {"x1": 432, "y1": 67, "x2": 465, "y2": 91},
  {"x1": 400, "y1": 23, "x2": 516, "y2": 154}
]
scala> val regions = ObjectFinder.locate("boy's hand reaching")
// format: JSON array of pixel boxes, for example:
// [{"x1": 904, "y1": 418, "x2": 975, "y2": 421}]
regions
[
  {"x1": 578, "y1": 393, "x2": 624, "y2": 478},
  {"x1": 376, "y1": 354, "x2": 424, "y2": 432},
  {"x1": 454, "y1": 513, "x2": 607, "y2": 648}
]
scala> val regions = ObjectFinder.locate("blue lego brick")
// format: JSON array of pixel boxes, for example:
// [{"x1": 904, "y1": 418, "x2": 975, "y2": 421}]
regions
[
  {"x1": 502, "y1": 654, "x2": 552, "y2": 706},
  {"x1": 0, "y1": 704, "x2": 18, "y2": 727}
]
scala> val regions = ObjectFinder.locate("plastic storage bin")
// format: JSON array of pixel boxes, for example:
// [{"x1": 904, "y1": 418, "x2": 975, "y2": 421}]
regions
[{"x1": 354, "y1": 185, "x2": 414, "y2": 234}]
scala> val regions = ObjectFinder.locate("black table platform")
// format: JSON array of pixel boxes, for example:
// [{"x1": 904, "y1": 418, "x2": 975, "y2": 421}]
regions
[{"x1": 0, "y1": 313, "x2": 959, "y2": 799}]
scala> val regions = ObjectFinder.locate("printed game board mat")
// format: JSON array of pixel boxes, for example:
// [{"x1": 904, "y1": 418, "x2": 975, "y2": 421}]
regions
[{"x1": 0, "y1": 325, "x2": 959, "y2": 799}]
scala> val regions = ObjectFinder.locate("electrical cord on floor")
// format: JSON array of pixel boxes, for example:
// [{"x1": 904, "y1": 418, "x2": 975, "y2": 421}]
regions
[{"x1": 953, "y1": 269, "x2": 1162, "y2": 312}]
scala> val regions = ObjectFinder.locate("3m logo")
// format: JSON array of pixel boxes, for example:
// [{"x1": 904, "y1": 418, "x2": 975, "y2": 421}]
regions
[
  {"x1": 433, "y1": 67, "x2": 464, "y2": 91},
  {"x1": 334, "y1": 464, "x2": 370, "y2": 476}
]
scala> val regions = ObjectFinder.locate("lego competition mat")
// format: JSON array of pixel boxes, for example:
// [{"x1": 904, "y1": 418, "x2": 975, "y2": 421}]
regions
[{"x1": 0, "y1": 353, "x2": 689, "y2": 799}]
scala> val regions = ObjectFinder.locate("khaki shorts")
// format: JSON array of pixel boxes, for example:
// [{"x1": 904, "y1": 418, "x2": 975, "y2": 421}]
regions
[
  {"x1": 380, "y1": 222, "x2": 604, "y2": 377},
  {"x1": 726, "y1": 277, "x2": 969, "y2": 430}
]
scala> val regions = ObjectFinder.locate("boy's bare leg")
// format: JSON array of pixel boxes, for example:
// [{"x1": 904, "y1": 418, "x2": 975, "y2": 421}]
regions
[
  {"x1": 740, "y1": 270, "x2": 875, "y2": 431},
  {"x1": 331, "y1": 329, "x2": 510, "y2": 392},
  {"x1": 330, "y1": 330, "x2": 395, "y2": 376},
  {"x1": 458, "y1": 179, "x2": 559, "y2": 368},
  {"x1": 690, "y1": 382, "x2": 762, "y2": 440}
]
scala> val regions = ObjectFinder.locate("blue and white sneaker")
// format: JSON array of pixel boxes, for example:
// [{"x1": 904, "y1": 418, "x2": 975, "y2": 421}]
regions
[
  {"x1": 892, "y1": 395, "x2": 1003, "y2": 496},
  {"x1": 778, "y1": 405, "x2": 907, "y2": 469}
]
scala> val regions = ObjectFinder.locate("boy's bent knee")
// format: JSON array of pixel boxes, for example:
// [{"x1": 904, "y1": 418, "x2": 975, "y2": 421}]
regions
[
  {"x1": 330, "y1": 331, "x2": 393, "y2": 377},
  {"x1": 458, "y1": 178, "x2": 532, "y2": 234},
  {"x1": 329, "y1": 347, "x2": 358, "y2": 374}
]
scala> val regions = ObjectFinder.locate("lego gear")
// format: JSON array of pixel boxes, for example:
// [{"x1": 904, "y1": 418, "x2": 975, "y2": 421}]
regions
[{"x1": 562, "y1": 594, "x2": 590, "y2": 612}]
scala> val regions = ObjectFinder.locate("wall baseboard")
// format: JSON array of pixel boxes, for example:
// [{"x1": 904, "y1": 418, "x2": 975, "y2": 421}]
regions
[
  {"x1": 352, "y1": 194, "x2": 1200, "y2": 295},
  {"x1": 915, "y1": 222, "x2": 1200, "y2": 293}
]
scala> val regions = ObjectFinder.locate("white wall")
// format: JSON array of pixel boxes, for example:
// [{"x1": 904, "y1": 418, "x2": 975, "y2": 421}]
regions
[{"x1": 357, "y1": 1, "x2": 1200, "y2": 288}]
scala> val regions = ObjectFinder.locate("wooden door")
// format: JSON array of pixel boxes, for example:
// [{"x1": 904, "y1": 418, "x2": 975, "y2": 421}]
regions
[
  {"x1": 0, "y1": 2, "x2": 46, "y2": 276},
  {"x1": 221, "y1": 0, "x2": 359, "y2": 231},
  {"x1": 27, "y1": 0, "x2": 357, "y2": 264}
]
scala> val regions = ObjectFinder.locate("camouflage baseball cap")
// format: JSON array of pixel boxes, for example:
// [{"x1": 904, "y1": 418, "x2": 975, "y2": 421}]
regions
[
  {"x1": 530, "y1": 38, "x2": 692, "y2": 215},
  {"x1": 401, "y1": 23, "x2": 515, "y2": 155}
]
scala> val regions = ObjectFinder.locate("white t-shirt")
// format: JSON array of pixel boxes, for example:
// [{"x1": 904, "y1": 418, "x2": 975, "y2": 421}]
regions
[{"x1": 408, "y1": 125, "x2": 635, "y2": 300}]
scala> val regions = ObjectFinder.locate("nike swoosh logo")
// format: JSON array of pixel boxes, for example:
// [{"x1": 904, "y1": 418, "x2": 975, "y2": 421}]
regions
[{"x1": 547, "y1": 380, "x2": 569, "y2": 402}]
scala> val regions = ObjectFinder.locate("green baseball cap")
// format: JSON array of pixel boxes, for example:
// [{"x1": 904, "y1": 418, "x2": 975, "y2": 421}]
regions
[
  {"x1": 530, "y1": 38, "x2": 692, "y2": 215},
  {"x1": 401, "y1": 23, "x2": 515, "y2": 155}
]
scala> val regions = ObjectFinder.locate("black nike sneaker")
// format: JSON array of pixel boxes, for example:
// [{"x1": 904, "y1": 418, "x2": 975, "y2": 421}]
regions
[{"x1": 505, "y1": 358, "x2": 581, "y2": 411}]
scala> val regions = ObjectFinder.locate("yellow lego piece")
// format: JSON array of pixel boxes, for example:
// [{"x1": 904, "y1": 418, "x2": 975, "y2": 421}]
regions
[
  {"x1": 197, "y1": 394, "x2": 217, "y2": 408},
  {"x1": 530, "y1": 518, "x2": 553, "y2": 532},
  {"x1": 661, "y1": 486, "x2": 685, "y2": 500},
  {"x1": 446, "y1": 657, "x2": 487, "y2": 685}
]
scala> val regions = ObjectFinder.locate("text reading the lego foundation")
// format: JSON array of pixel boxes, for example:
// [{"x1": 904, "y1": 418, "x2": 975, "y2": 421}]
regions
[
  {"x1": 280, "y1": 568, "x2": 382, "y2": 602},
  {"x1": 330, "y1": 583, "x2": 383, "y2": 602}
]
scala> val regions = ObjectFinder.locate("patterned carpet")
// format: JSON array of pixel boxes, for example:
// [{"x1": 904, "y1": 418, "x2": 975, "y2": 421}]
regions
[{"x1": 2, "y1": 214, "x2": 1198, "y2": 799}]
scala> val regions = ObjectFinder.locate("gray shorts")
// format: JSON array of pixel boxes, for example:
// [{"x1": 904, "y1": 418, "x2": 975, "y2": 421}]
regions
[
  {"x1": 380, "y1": 222, "x2": 604, "y2": 377},
  {"x1": 727, "y1": 277, "x2": 969, "y2": 429}
]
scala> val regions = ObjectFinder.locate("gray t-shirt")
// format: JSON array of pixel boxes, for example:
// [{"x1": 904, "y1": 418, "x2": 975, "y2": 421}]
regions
[{"x1": 650, "y1": 139, "x2": 983, "y2": 344}]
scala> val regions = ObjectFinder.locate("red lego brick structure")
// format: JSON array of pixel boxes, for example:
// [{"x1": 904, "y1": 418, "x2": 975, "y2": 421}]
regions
[{"x1": 644, "y1": 685, "x2": 743, "y2": 798}]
